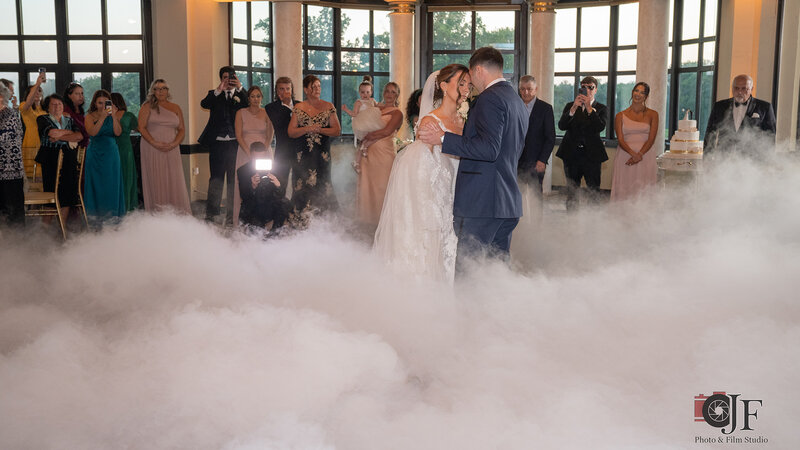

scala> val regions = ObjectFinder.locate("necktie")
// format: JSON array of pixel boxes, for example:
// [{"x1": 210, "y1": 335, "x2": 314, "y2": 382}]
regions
[{"x1": 226, "y1": 91, "x2": 231, "y2": 101}]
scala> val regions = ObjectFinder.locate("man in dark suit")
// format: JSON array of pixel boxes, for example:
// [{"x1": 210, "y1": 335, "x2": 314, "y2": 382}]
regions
[
  {"x1": 517, "y1": 75, "x2": 555, "y2": 200},
  {"x1": 199, "y1": 65, "x2": 248, "y2": 224},
  {"x1": 264, "y1": 76, "x2": 300, "y2": 196},
  {"x1": 419, "y1": 46, "x2": 529, "y2": 269},
  {"x1": 556, "y1": 76, "x2": 608, "y2": 211},
  {"x1": 704, "y1": 74, "x2": 776, "y2": 160}
]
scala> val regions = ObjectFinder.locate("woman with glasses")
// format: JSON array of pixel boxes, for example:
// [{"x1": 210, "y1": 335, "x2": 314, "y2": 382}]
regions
[
  {"x1": 137, "y1": 79, "x2": 190, "y2": 214},
  {"x1": 556, "y1": 76, "x2": 609, "y2": 211}
]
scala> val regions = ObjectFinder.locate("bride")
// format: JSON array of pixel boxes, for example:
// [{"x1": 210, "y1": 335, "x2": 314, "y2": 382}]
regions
[{"x1": 373, "y1": 64, "x2": 471, "y2": 283}]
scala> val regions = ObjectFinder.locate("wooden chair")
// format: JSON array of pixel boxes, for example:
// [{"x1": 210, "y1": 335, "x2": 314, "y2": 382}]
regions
[
  {"x1": 24, "y1": 151, "x2": 66, "y2": 240},
  {"x1": 75, "y1": 147, "x2": 89, "y2": 228}
]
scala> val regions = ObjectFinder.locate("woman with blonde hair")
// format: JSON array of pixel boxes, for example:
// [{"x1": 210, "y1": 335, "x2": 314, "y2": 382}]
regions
[{"x1": 137, "y1": 79, "x2": 190, "y2": 213}]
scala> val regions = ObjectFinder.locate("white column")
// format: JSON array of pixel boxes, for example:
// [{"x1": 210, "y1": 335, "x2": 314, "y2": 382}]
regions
[
  {"x1": 386, "y1": 1, "x2": 415, "y2": 111},
  {"x1": 776, "y1": 0, "x2": 800, "y2": 149},
  {"x1": 635, "y1": 0, "x2": 669, "y2": 156},
  {"x1": 528, "y1": 1, "x2": 556, "y2": 192},
  {"x1": 272, "y1": 1, "x2": 303, "y2": 95},
  {"x1": 528, "y1": 1, "x2": 556, "y2": 104}
]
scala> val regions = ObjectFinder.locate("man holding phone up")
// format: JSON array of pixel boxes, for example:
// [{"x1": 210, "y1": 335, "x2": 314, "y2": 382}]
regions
[
  {"x1": 199, "y1": 66, "x2": 248, "y2": 225},
  {"x1": 556, "y1": 76, "x2": 608, "y2": 211}
]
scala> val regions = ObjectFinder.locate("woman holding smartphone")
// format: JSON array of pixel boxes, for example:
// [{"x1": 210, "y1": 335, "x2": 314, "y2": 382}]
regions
[{"x1": 84, "y1": 89, "x2": 126, "y2": 225}]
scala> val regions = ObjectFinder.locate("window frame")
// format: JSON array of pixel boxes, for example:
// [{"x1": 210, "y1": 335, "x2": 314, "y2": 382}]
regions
[
  {"x1": 229, "y1": 0, "x2": 274, "y2": 101},
  {"x1": 421, "y1": 6, "x2": 525, "y2": 90},
  {"x1": 667, "y1": 0, "x2": 720, "y2": 140},
  {"x1": 302, "y1": 4, "x2": 391, "y2": 136},
  {"x1": 553, "y1": 4, "x2": 636, "y2": 140},
  {"x1": 0, "y1": 0, "x2": 153, "y2": 110}
]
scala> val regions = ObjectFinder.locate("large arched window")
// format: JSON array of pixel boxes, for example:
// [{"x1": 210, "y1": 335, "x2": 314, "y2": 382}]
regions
[
  {"x1": 302, "y1": 4, "x2": 391, "y2": 135},
  {"x1": 0, "y1": 0, "x2": 152, "y2": 115}
]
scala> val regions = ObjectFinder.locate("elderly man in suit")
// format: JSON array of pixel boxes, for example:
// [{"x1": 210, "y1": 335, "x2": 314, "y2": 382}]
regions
[
  {"x1": 517, "y1": 75, "x2": 555, "y2": 209},
  {"x1": 199, "y1": 66, "x2": 249, "y2": 224},
  {"x1": 703, "y1": 74, "x2": 776, "y2": 160}
]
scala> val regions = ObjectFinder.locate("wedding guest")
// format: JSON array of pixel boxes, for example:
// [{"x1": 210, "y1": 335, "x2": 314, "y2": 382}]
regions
[
  {"x1": 287, "y1": 75, "x2": 341, "y2": 215},
  {"x1": 138, "y1": 79, "x2": 191, "y2": 214},
  {"x1": 0, "y1": 83, "x2": 25, "y2": 227},
  {"x1": 357, "y1": 82, "x2": 403, "y2": 227},
  {"x1": 19, "y1": 72, "x2": 47, "y2": 178},
  {"x1": 0, "y1": 79, "x2": 16, "y2": 108},
  {"x1": 517, "y1": 75, "x2": 555, "y2": 200},
  {"x1": 556, "y1": 76, "x2": 608, "y2": 211},
  {"x1": 610, "y1": 82, "x2": 659, "y2": 201},
  {"x1": 111, "y1": 93, "x2": 139, "y2": 211},
  {"x1": 704, "y1": 74, "x2": 776, "y2": 160},
  {"x1": 63, "y1": 82, "x2": 89, "y2": 148},
  {"x1": 233, "y1": 85, "x2": 274, "y2": 226},
  {"x1": 84, "y1": 89, "x2": 125, "y2": 223},
  {"x1": 237, "y1": 141, "x2": 291, "y2": 232},
  {"x1": 406, "y1": 88, "x2": 423, "y2": 130},
  {"x1": 199, "y1": 66, "x2": 248, "y2": 225},
  {"x1": 35, "y1": 94, "x2": 83, "y2": 223},
  {"x1": 265, "y1": 76, "x2": 300, "y2": 196}
]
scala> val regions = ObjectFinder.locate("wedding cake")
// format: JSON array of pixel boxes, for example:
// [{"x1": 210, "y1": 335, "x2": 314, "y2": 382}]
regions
[{"x1": 664, "y1": 110, "x2": 703, "y2": 159}]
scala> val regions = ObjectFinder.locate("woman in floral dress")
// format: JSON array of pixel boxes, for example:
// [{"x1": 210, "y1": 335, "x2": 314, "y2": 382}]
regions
[{"x1": 287, "y1": 75, "x2": 341, "y2": 215}]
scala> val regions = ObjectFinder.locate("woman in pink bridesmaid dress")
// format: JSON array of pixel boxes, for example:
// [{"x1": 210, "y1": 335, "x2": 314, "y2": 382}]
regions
[
  {"x1": 138, "y1": 79, "x2": 191, "y2": 213},
  {"x1": 611, "y1": 82, "x2": 659, "y2": 201},
  {"x1": 234, "y1": 86, "x2": 274, "y2": 227}
]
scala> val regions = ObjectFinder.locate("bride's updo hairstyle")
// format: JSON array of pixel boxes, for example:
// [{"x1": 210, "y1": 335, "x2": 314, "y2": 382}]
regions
[{"x1": 433, "y1": 63, "x2": 470, "y2": 103}]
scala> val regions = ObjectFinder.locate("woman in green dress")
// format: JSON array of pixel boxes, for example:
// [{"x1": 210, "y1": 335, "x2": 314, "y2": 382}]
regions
[{"x1": 111, "y1": 93, "x2": 140, "y2": 211}]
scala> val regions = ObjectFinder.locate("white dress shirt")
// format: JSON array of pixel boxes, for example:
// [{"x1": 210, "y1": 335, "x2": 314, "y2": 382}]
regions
[{"x1": 733, "y1": 98, "x2": 749, "y2": 131}]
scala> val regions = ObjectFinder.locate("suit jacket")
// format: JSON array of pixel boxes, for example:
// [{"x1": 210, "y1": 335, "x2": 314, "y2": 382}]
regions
[
  {"x1": 442, "y1": 81, "x2": 529, "y2": 219},
  {"x1": 237, "y1": 161, "x2": 288, "y2": 227},
  {"x1": 556, "y1": 101, "x2": 609, "y2": 164},
  {"x1": 703, "y1": 97, "x2": 776, "y2": 158},
  {"x1": 264, "y1": 99, "x2": 301, "y2": 162},
  {"x1": 518, "y1": 98, "x2": 556, "y2": 174},
  {"x1": 198, "y1": 89, "x2": 249, "y2": 147}
]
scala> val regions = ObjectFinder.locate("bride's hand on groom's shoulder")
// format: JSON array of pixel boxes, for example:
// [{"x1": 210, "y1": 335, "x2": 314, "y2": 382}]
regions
[{"x1": 417, "y1": 121, "x2": 444, "y2": 150}]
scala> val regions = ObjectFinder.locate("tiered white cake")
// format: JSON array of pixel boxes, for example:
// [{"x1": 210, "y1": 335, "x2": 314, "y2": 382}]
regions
[{"x1": 664, "y1": 112, "x2": 703, "y2": 159}]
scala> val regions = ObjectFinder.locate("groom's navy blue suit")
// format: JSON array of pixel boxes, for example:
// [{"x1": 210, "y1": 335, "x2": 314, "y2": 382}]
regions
[{"x1": 442, "y1": 80, "x2": 529, "y2": 266}]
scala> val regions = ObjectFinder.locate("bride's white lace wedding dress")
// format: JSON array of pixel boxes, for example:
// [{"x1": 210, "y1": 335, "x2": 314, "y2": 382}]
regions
[{"x1": 373, "y1": 113, "x2": 459, "y2": 283}]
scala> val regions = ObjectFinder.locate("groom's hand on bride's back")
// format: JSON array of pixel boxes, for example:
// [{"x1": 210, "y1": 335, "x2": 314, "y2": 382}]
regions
[{"x1": 417, "y1": 121, "x2": 444, "y2": 150}]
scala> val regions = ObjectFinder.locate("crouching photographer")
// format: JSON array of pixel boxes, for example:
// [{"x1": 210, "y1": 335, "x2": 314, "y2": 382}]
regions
[{"x1": 237, "y1": 142, "x2": 291, "y2": 232}]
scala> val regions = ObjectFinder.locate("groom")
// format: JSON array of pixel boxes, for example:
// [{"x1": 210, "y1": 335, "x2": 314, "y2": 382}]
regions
[{"x1": 419, "y1": 47, "x2": 529, "y2": 271}]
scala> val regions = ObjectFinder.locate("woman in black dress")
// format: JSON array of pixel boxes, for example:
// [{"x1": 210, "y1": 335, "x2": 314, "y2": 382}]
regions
[
  {"x1": 35, "y1": 94, "x2": 84, "y2": 220},
  {"x1": 287, "y1": 75, "x2": 341, "y2": 216}
]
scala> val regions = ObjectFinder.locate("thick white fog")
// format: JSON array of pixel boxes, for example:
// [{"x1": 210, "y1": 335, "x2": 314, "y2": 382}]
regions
[{"x1": 1, "y1": 156, "x2": 799, "y2": 449}]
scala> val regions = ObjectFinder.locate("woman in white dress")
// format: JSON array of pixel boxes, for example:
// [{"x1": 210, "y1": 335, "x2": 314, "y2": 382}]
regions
[{"x1": 373, "y1": 64, "x2": 471, "y2": 283}]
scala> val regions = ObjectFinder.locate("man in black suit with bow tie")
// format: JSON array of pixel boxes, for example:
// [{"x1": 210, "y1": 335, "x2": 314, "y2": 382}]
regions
[
  {"x1": 199, "y1": 66, "x2": 248, "y2": 224},
  {"x1": 703, "y1": 74, "x2": 776, "y2": 160},
  {"x1": 264, "y1": 77, "x2": 300, "y2": 196},
  {"x1": 556, "y1": 76, "x2": 608, "y2": 211},
  {"x1": 517, "y1": 75, "x2": 555, "y2": 202}
]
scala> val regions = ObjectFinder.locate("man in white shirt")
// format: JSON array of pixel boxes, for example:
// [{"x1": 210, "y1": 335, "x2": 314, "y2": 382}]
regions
[{"x1": 703, "y1": 74, "x2": 776, "y2": 160}]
